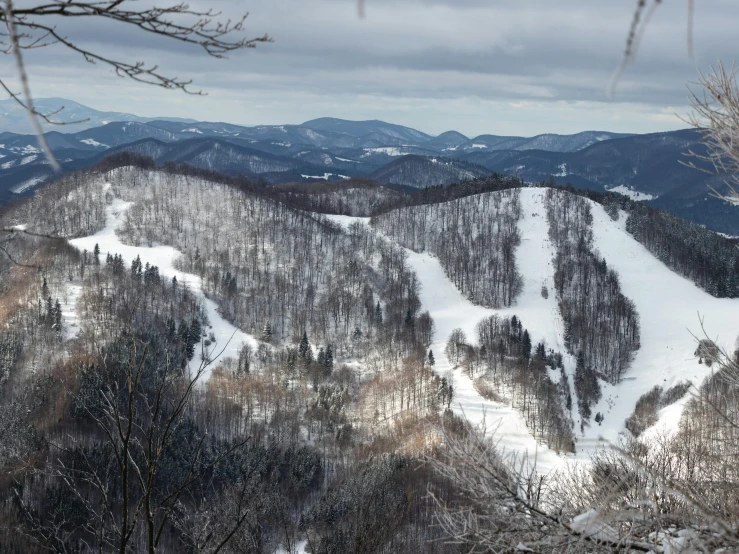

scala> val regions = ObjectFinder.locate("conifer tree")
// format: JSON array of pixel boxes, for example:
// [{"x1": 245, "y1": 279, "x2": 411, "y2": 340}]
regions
[
  {"x1": 428, "y1": 349, "x2": 435, "y2": 366},
  {"x1": 298, "y1": 331, "x2": 310, "y2": 359},
  {"x1": 261, "y1": 322, "x2": 273, "y2": 343},
  {"x1": 522, "y1": 330, "x2": 532, "y2": 360},
  {"x1": 325, "y1": 344, "x2": 334, "y2": 370}
]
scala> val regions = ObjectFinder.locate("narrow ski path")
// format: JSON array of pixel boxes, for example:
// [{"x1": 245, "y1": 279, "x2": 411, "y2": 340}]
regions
[{"x1": 69, "y1": 186, "x2": 259, "y2": 380}]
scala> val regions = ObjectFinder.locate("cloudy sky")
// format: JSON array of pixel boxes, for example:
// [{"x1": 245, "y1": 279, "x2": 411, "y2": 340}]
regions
[{"x1": 12, "y1": 0, "x2": 739, "y2": 137}]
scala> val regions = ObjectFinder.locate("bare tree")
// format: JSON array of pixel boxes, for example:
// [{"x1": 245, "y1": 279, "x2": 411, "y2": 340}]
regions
[
  {"x1": 683, "y1": 62, "x2": 739, "y2": 203},
  {"x1": 0, "y1": 0, "x2": 270, "y2": 166},
  {"x1": 13, "y1": 337, "x2": 253, "y2": 553}
]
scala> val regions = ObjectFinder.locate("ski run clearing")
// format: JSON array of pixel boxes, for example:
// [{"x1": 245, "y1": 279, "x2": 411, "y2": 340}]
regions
[
  {"x1": 69, "y1": 184, "x2": 259, "y2": 380},
  {"x1": 60, "y1": 184, "x2": 739, "y2": 474},
  {"x1": 327, "y1": 187, "x2": 739, "y2": 474}
]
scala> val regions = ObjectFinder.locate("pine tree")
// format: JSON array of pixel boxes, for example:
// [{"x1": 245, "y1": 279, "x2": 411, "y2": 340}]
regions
[
  {"x1": 41, "y1": 277, "x2": 49, "y2": 300},
  {"x1": 298, "y1": 332, "x2": 310, "y2": 359},
  {"x1": 261, "y1": 322, "x2": 273, "y2": 343},
  {"x1": 428, "y1": 349, "x2": 435, "y2": 366},
  {"x1": 53, "y1": 299, "x2": 62, "y2": 335},
  {"x1": 131, "y1": 255, "x2": 142, "y2": 280},
  {"x1": 522, "y1": 330, "x2": 532, "y2": 360},
  {"x1": 93, "y1": 243, "x2": 100, "y2": 265},
  {"x1": 404, "y1": 309, "x2": 414, "y2": 327},
  {"x1": 374, "y1": 301, "x2": 383, "y2": 325},
  {"x1": 324, "y1": 344, "x2": 333, "y2": 370},
  {"x1": 317, "y1": 347, "x2": 326, "y2": 367}
]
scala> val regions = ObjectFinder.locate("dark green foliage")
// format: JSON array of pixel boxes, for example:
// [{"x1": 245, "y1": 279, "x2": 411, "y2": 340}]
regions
[{"x1": 301, "y1": 454, "x2": 409, "y2": 553}]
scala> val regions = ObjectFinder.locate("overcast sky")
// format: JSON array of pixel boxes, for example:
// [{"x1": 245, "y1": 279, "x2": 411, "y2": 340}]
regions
[{"x1": 13, "y1": 0, "x2": 739, "y2": 137}]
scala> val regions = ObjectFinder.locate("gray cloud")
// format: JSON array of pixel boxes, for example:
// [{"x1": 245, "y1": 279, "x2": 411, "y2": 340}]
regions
[{"x1": 8, "y1": 0, "x2": 738, "y2": 136}]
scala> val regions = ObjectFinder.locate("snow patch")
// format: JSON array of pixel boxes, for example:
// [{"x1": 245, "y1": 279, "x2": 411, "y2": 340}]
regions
[
  {"x1": 11, "y1": 176, "x2": 44, "y2": 193},
  {"x1": 554, "y1": 163, "x2": 568, "y2": 177},
  {"x1": 605, "y1": 185, "x2": 656, "y2": 201},
  {"x1": 80, "y1": 138, "x2": 108, "y2": 148},
  {"x1": 301, "y1": 173, "x2": 349, "y2": 180}
]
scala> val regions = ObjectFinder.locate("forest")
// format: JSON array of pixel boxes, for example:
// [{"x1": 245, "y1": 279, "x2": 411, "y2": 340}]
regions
[
  {"x1": 372, "y1": 189, "x2": 523, "y2": 308},
  {"x1": 0, "y1": 157, "x2": 737, "y2": 552},
  {"x1": 545, "y1": 189, "x2": 640, "y2": 422}
]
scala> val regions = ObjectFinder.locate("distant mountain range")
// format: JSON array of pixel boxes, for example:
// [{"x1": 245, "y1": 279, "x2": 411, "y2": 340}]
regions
[
  {"x1": 0, "y1": 97, "x2": 195, "y2": 134},
  {"x1": 0, "y1": 98, "x2": 736, "y2": 233}
]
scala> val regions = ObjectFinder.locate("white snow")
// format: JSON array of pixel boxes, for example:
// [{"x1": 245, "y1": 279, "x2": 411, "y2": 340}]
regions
[
  {"x1": 300, "y1": 173, "x2": 349, "y2": 180},
  {"x1": 1, "y1": 160, "x2": 15, "y2": 169},
  {"x1": 20, "y1": 155, "x2": 37, "y2": 165},
  {"x1": 273, "y1": 539, "x2": 308, "y2": 554},
  {"x1": 327, "y1": 192, "x2": 573, "y2": 474},
  {"x1": 60, "y1": 284, "x2": 83, "y2": 340},
  {"x1": 605, "y1": 185, "x2": 656, "y2": 201},
  {"x1": 361, "y1": 147, "x2": 404, "y2": 157},
  {"x1": 69, "y1": 189, "x2": 259, "y2": 380},
  {"x1": 585, "y1": 203, "x2": 739, "y2": 444},
  {"x1": 399, "y1": 189, "x2": 576, "y2": 473},
  {"x1": 80, "y1": 138, "x2": 108, "y2": 148},
  {"x1": 554, "y1": 163, "x2": 568, "y2": 177},
  {"x1": 329, "y1": 188, "x2": 739, "y2": 473},
  {"x1": 471, "y1": 143, "x2": 487, "y2": 149},
  {"x1": 181, "y1": 128, "x2": 203, "y2": 134},
  {"x1": 570, "y1": 510, "x2": 619, "y2": 541},
  {"x1": 335, "y1": 157, "x2": 359, "y2": 163},
  {"x1": 11, "y1": 176, "x2": 44, "y2": 194}
]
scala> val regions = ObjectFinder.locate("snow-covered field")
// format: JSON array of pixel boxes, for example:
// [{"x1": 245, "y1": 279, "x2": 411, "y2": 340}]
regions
[{"x1": 69, "y1": 186, "x2": 259, "y2": 379}]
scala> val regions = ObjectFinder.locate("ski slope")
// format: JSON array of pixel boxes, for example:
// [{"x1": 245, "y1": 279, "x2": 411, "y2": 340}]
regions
[
  {"x1": 586, "y1": 201, "x2": 739, "y2": 444},
  {"x1": 327, "y1": 194, "x2": 577, "y2": 474},
  {"x1": 329, "y1": 188, "x2": 739, "y2": 472},
  {"x1": 70, "y1": 186, "x2": 259, "y2": 379}
]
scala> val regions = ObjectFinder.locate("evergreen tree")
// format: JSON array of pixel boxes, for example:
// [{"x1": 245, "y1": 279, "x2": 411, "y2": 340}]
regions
[
  {"x1": 41, "y1": 277, "x2": 49, "y2": 300},
  {"x1": 53, "y1": 299, "x2": 62, "y2": 335},
  {"x1": 317, "y1": 347, "x2": 326, "y2": 367},
  {"x1": 298, "y1": 331, "x2": 310, "y2": 359},
  {"x1": 93, "y1": 243, "x2": 100, "y2": 265},
  {"x1": 131, "y1": 255, "x2": 142, "y2": 280},
  {"x1": 428, "y1": 349, "x2": 435, "y2": 366},
  {"x1": 261, "y1": 322, "x2": 273, "y2": 343},
  {"x1": 404, "y1": 309, "x2": 414, "y2": 327},
  {"x1": 522, "y1": 330, "x2": 532, "y2": 360},
  {"x1": 374, "y1": 301, "x2": 383, "y2": 325},
  {"x1": 324, "y1": 344, "x2": 334, "y2": 370}
]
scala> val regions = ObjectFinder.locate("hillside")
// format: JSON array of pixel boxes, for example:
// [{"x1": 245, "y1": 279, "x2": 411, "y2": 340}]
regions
[
  {"x1": 0, "y1": 162, "x2": 737, "y2": 551},
  {"x1": 368, "y1": 155, "x2": 491, "y2": 188}
]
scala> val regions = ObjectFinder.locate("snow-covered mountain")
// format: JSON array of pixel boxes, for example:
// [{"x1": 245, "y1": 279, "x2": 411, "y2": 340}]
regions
[
  {"x1": 0, "y1": 97, "x2": 195, "y2": 134},
  {"x1": 1, "y1": 162, "x2": 738, "y2": 552}
]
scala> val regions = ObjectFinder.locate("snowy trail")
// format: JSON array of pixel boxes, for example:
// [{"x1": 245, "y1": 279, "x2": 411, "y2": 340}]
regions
[
  {"x1": 586, "y1": 203, "x2": 739, "y2": 443},
  {"x1": 329, "y1": 189, "x2": 739, "y2": 470},
  {"x1": 70, "y1": 190, "x2": 258, "y2": 379},
  {"x1": 327, "y1": 194, "x2": 578, "y2": 473}
]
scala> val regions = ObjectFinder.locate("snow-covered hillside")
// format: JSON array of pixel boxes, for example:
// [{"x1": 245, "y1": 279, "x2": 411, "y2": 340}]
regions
[
  {"x1": 70, "y1": 184, "x2": 258, "y2": 379},
  {"x1": 335, "y1": 188, "x2": 739, "y2": 473}
]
